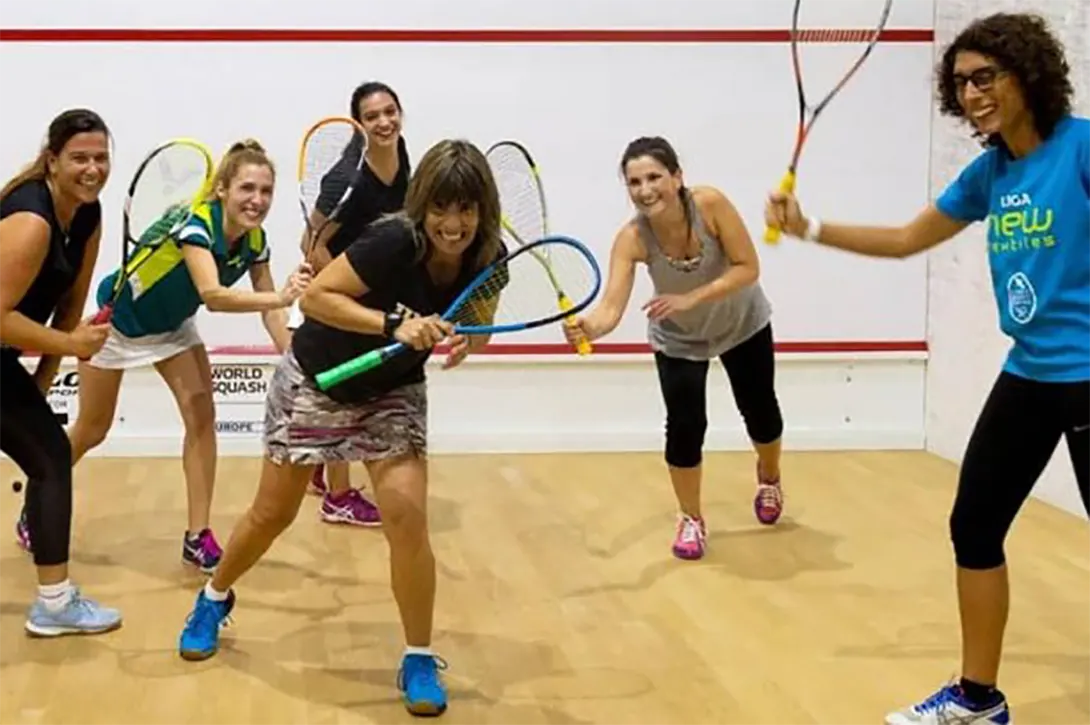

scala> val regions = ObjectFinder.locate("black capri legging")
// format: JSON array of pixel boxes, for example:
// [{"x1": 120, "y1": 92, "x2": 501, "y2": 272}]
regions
[
  {"x1": 0, "y1": 351, "x2": 73, "y2": 567},
  {"x1": 654, "y1": 323, "x2": 784, "y2": 468},
  {"x1": 951, "y1": 371, "x2": 1089, "y2": 570}
]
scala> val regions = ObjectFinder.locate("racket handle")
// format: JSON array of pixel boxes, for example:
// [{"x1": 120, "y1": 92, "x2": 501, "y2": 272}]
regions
[
  {"x1": 77, "y1": 304, "x2": 114, "y2": 361},
  {"x1": 558, "y1": 295, "x2": 593, "y2": 356},
  {"x1": 315, "y1": 342, "x2": 404, "y2": 390},
  {"x1": 90, "y1": 304, "x2": 113, "y2": 325},
  {"x1": 762, "y1": 170, "x2": 798, "y2": 245}
]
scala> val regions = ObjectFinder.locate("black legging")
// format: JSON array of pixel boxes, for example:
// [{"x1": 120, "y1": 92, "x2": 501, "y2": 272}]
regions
[
  {"x1": 950, "y1": 371, "x2": 1089, "y2": 570},
  {"x1": 653, "y1": 323, "x2": 784, "y2": 468},
  {"x1": 0, "y1": 351, "x2": 73, "y2": 567}
]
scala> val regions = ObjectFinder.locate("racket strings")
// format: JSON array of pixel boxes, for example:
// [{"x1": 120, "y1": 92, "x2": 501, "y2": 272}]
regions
[
  {"x1": 129, "y1": 145, "x2": 210, "y2": 242},
  {"x1": 447, "y1": 242, "x2": 597, "y2": 330},
  {"x1": 489, "y1": 149, "x2": 547, "y2": 247},
  {"x1": 300, "y1": 124, "x2": 360, "y2": 214}
]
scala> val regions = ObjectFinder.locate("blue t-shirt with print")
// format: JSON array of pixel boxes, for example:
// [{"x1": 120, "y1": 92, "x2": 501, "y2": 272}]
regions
[{"x1": 936, "y1": 114, "x2": 1090, "y2": 383}]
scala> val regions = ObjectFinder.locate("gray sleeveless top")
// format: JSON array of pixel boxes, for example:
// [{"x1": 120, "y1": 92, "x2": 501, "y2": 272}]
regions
[{"x1": 638, "y1": 193, "x2": 772, "y2": 360}]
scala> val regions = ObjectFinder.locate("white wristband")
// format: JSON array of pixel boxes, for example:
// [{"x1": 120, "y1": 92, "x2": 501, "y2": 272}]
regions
[{"x1": 804, "y1": 217, "x2": 822, "y2": 242}]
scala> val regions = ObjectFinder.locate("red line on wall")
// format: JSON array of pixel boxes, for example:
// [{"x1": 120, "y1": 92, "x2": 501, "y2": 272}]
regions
[
  {"x1": 207, "y1": 341, "x2": 928, "y2": 357},
  {"x1": 0, "y1": 28, "x2": 934, "y2": 44}
]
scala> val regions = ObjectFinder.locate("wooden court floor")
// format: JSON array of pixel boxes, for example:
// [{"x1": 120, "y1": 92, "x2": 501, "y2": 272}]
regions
[{"x1": 0, "y1": 450, "x2": 1086, "y2": 724}]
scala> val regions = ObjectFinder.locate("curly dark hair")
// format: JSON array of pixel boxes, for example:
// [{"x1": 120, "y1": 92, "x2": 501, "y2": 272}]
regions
[{"x1": 936, "y1": 12, "x2": 1073, "y2": 148}]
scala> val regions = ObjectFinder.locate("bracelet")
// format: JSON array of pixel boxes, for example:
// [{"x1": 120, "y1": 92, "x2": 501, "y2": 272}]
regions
[{"x1": 804, "y1": 217, "x2": 822, "y2": 242}]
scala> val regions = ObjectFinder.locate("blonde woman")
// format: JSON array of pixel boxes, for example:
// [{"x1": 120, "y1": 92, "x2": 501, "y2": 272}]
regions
[
  {"x1": 15, "y1": 140, "x2": 313, "y2": 574},
  {"x1": 178, "y1": 139, "x2": 507, "y2": 718}
]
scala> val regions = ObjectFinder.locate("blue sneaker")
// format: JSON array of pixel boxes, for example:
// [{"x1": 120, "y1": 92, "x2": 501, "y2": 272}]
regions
[
  {"x1": 25, "y1": 589, "x2": 122, "y2": 638},
  {"x1": 885, "y1": 682, "x2": 1010, "y2": 725},
  {"x1": 178, "y1": 589, "x2": 235, "y2": 661},
  {"x1": 397, "y1": 653, "x2": 449, "y2": 716}
]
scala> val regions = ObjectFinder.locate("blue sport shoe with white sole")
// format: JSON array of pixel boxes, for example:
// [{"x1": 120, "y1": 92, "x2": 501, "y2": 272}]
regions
[
  {"x1": 398, "y1": 653, "x2": 449, "y2": 716},
  {"x1": 178, "y1": 588, "x2": 235, "y2": 661}
]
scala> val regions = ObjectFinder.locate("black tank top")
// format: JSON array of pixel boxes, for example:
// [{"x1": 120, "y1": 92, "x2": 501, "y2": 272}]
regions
[{"x1": 0, "y1": 179, "x2": 101, "y2": 351}]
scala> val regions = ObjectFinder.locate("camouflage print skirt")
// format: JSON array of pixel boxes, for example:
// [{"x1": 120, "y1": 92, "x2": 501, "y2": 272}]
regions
[{"x1": 262, "y1": 348, "x2": 427, "y2": 466}]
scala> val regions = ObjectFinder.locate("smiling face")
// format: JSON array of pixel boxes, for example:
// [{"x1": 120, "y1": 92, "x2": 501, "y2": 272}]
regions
[
  {"x1": 357, "y1": 91, "x2": 402, "y2": 152},
  {"x1": 219, "y1": 162, "x2": 274, "y2": 233},
  {"x1": 424, "y1": 200, "x2": 479, "y2": 258},
  {"x1": 624, "y1": 154, "x2": 683, "y2": 219},
  {"x1": 47, "y1": 130, "x2": 111, "y2": 205},
  {"x1": 952, "y1": 50, "x2": 1025, "y2": 138}
]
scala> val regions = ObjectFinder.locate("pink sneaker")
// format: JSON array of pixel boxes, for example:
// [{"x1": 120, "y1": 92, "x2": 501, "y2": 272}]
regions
[
  {"x1": 671, "y1": 514, "x2": 706, "y2": 560},
  {"x1": 307, "y1": 465, "x2": 328, "y2": 496},
  {"x1": 320, "y1": 488, "x2": 381, "y2": 527},
  {"x1": 754, "y1": 463, "x2": 783, "y2": 525},
  {"x1": 183, "y1": 528, "x2": 223, "y2": 573},
  {"x1": 15, "y1": 507, "x2": 31, "y2": 553}
]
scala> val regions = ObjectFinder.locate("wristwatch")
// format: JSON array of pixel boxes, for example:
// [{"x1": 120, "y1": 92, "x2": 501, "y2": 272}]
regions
[{"x1": 382, "y1": 311, "x2": 404, "y2": 338}]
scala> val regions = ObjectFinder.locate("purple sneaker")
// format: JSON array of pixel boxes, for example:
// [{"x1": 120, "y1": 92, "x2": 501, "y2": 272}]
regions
[
  {"x1": 183, "y1": 529, "x2": 223, "y2": 573},
  {"x1": 15, "y1": 507, "x2": 31, "y2": 553},
  {"x1": 320, "y1": 488, "x2": 381, "y2": 527}
]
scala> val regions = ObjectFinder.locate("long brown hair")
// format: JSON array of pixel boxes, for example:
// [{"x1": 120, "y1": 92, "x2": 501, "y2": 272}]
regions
[
  {"x1": 206, "y1": 138, "x2": 275, "y2": 200},
  {"x1": 620, "y1": 136, "x2": 693, "y2": 242},
  {"x1": 398, "y1": 139, "x2": 502, "y2": 271},
  {"x1": 0, "y1": 108, "x2": 110, "y2": 202}
]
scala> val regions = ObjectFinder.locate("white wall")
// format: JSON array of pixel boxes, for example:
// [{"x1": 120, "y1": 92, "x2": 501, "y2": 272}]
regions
[
  {"x1": 0, "y1": 0, "x2": 936, "y2": 458},
  {"x1": 926, "y1": 0, "x2": 1089, "y2": 518},
  {"x1": 30, "y1": 351, "x2": 926, "y2": 457}
]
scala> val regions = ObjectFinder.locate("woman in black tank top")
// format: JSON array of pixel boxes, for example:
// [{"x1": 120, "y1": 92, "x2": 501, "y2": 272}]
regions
[
  {"x1": 294, "y1": 81, "x2": 412, "y2": 524},
  {"x1": 0, "y1": 108, "x2": 123, "y2": 637}
]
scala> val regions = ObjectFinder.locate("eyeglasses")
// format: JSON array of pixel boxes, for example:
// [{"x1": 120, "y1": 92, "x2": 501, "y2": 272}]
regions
[{"x1": 952, "y1": 66, "x2": 1006, "y2": 93}]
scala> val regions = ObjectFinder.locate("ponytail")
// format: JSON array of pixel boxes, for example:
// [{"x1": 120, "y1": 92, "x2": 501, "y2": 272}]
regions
[
  {"x1": 0, "y1": 153, "x2": 48, "y2": 202},
  {"x1": 207, "y1": 138, "x2": 275, "y2": 199},
  {"x1": 679, "y1": 184, "x2": 694, "y2": 241},
  {"x1": 0, "y1": 107, "x2": 110, "y2": 203}
]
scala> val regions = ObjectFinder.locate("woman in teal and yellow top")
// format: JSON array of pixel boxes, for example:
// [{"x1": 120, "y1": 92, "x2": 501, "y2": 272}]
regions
[{"x1": 16, "y1": 139, "x2": 313, "y2": 574}]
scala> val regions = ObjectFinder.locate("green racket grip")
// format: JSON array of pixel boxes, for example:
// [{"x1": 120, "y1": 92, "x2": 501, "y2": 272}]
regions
[{"x1": 315, "y1": 349, "x2": 385, "y2": 390}]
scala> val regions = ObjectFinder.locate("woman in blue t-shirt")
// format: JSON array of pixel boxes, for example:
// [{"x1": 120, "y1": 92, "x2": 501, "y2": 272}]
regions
[{"x1": 764, "y1": 12, "x2": 1087, "y2": 725}]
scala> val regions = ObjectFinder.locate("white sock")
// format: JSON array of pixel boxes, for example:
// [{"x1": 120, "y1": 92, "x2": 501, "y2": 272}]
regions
[
  {"x1": 203, "y1": 582, "x2": 229, "y2": 602},
  {"x1": 404, "y1": 645, "x2": 433, "y2": 657},
  {"x1": 39, "y1": 579, "x2": 75, "y2": 612}
]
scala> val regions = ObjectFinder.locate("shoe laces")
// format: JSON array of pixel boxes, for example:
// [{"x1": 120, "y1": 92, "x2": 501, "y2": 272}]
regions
[
  {"x1": 757, "y1": 482, "x2": 782, "y2": 509},
  {"x1": 677, "y1": 515, "x2": 704, "y2": 543},
  {"x1": 914, "y1": 681, "x2": 959, "y2": 714},
  {"x1": 185, "y1": 595, "x2": 232, "y2": 633},
  {"x1": 398, "y1": 653, "x2": 449, "y2": 689}
]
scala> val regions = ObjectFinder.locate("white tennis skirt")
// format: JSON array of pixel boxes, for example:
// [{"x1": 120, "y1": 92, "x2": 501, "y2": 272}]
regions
[{"x1": 88, "y1": 318, "x2": 203, "y2": 370}]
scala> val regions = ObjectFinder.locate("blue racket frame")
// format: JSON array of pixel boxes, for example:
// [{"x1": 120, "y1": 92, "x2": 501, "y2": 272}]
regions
[{"x1": 314, "y1": 234, "x2": 602, "y2": 390}]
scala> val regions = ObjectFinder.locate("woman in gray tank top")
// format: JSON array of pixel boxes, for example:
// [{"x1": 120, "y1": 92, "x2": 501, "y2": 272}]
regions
[{"x1": 565, "y1": 136, "x2": 785, "y2": 561}]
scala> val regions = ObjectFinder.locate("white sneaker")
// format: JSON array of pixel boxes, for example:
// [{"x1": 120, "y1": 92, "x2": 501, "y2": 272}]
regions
[{"x1": 886, "y1": 682, "x2": 1011, "y2": 725}]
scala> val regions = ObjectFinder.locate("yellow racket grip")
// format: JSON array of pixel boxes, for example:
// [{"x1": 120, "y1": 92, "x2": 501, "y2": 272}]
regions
[
  {"x1": 558, "y1": 295, "x2": 593, "y2": 356},
  {"x1": 762, "y1": 170, "x2": 797, "y2": 245}
]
